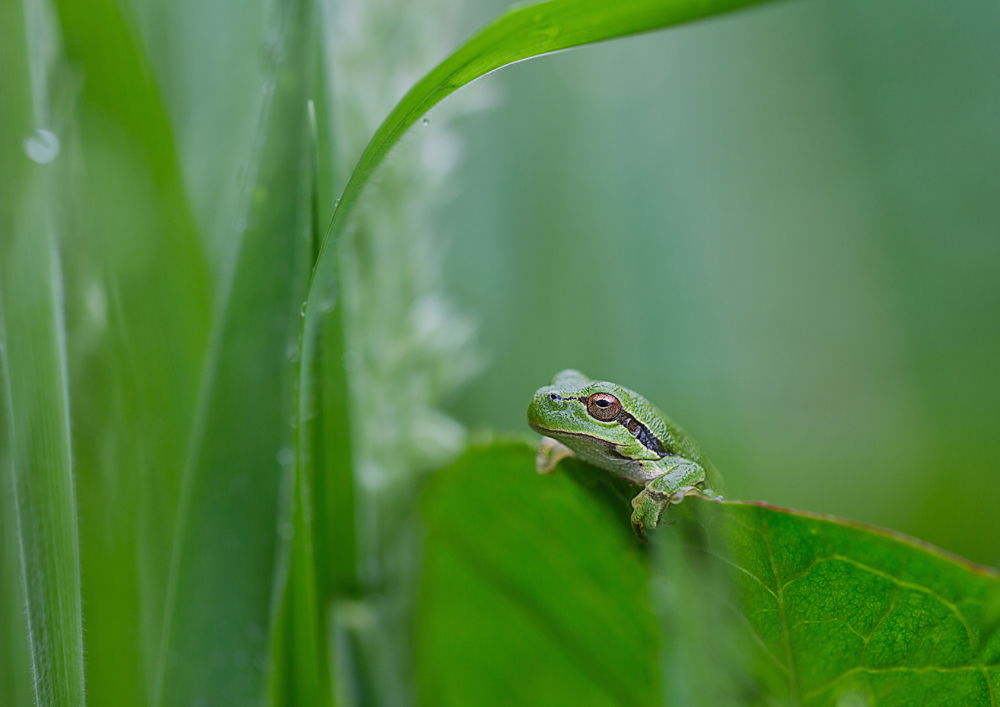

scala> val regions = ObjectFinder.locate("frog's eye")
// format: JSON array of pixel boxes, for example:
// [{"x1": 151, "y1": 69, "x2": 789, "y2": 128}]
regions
[{"x1": 587, "y1": 393, "x2": 621, "y2": 421}]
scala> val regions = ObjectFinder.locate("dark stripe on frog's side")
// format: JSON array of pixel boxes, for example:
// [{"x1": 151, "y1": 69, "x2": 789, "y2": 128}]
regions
[
  {"x1": 616, "y1": 410, "x2": 670, "y2": 457},
  {"x1": 571, "y1": 397, "x2": 671, "y2": 458}
]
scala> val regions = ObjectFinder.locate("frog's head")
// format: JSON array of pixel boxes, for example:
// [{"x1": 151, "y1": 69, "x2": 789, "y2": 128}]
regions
[{"x1": 527, "y1": 369, "x2": 669, "y2": 463}]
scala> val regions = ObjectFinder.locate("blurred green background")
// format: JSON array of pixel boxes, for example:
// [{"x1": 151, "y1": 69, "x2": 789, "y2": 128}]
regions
[{"x1": 445, "y1": 0, "x2": 1000, "y2": 567}]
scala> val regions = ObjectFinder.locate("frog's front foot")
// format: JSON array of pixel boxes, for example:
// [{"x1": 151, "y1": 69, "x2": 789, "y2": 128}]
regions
[
  {"x1": 630, "y1": 491, "x2": 659, "y2": 541},
  {"x1": 535, "y1": 436, "x2": 575, "y2": 474},
  {"x1": 630, "y1": 484, "x2": 704, "y2": 539}
]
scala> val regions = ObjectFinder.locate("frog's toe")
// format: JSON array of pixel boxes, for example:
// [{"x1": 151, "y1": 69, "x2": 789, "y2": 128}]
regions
[
  {"x1": 630, "y1": 515, "x2": 649, "y2": 542},
  {"x1": 535, "y1": 437, "x2": 575, "y2": 474},
  {"x1": 630, "y1": 490, "x2": 665, "y2": 539},
  {"x1": 700, "y1": 487, "x2": 724, "y2": 501}
]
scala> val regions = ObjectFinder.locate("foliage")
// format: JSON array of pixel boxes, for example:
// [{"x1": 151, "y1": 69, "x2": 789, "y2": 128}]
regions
[
  {"x1": 1, "y1": 0, "x2": 998, "y2": 705},
  {"x1": 420, "y1": 443, "x2": 1000, "y2": 707}
]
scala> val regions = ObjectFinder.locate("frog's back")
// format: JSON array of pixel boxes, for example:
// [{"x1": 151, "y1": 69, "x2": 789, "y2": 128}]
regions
[{"x1": 637, "y1": 397, "x2": 724, "y2": 492}]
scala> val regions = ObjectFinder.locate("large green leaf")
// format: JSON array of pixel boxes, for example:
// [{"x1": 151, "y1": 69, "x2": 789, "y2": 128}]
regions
[
  {"x1": 419, "y1": 442, "x2": 658, "y2": 707},
  {"x1": 695, "y1": 502, "x2": 1000, "y2": 705},
  {"x1": 418, "y1": 443, "x2": 1000, "y2": 706}
]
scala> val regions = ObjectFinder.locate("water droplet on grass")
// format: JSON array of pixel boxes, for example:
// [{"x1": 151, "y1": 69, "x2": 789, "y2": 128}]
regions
[{"x1": 23, "y1": 129, "x2": 60, "y2": 164}]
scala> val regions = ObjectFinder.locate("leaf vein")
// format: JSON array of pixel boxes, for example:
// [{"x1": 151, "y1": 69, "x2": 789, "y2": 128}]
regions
[{"x1": 763, "y1": 515, "x2": 799, "y2": 704}]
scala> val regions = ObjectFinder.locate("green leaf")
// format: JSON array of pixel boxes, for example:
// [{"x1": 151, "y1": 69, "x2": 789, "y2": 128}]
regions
[
  {"x1": 1, "y1": 452, "x2": 34, "y2": 707},
  {"x1": 0, "y1": 442, "x2": 34, "y2": 705},
  {"x1": 305, "y1": 0, "x2": 777, "y2": 318},
  {"x1": 46, "y1": 0, "x2": 213, "y2": 704},
  {"x1": 152, "y1": 0, "x2": 318, "y2": 704},
  {"x1": 687, "y1": 501, "x2": 1000, "y2": 706},
  {"x1": 0, "y1": 1, "x2": 84, "y2": 705},
  {"x1": 266, "y1": 95, "x2": 335, "y2": 707},
  {"x1": 418, "y1": 443, "x2": 1000, "y2": 707},
  {"x1": 419, "y1": 442, "x2": 659, "y2": 707}
]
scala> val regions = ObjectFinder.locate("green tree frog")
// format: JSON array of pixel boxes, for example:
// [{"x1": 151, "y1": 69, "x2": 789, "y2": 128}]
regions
[{"x1": 527, "y1": 369, "x2": 724, "y2": 539}]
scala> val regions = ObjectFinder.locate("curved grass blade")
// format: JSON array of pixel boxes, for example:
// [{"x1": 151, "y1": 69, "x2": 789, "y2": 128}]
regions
[
  {"x1": 0, "y1": 1, "x2": 83, "y2": 705},
  {"x1": 305, "y1": 0, "x2": 775, "y2": 316}
]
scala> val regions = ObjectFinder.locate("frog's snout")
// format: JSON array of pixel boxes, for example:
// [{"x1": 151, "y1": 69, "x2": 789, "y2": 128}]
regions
[{"x1": 527, "y1": 387, "x2": 567, "y2": 432}]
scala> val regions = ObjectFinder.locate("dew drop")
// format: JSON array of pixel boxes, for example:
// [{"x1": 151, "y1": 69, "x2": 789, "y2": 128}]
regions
[
  {"x1": 421, "y1": 117, "x2": 430, "y2": 126},
  {"x1": 300, "y1": 302, "x2": 307, "y2": 317},
  {"x1": 23, "y1": 129, "x2": 60, "y2": 164}
]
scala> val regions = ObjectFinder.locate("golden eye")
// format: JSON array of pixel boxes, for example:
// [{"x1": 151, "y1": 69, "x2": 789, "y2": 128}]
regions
[{"x1": 587, "y1": 393, "x2": 621, "y2": 421}]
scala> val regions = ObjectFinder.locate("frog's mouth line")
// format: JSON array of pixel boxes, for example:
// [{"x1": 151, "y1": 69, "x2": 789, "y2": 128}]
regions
[{"x1": 528, "y1": 425, "x2": 633, "y2": 461}]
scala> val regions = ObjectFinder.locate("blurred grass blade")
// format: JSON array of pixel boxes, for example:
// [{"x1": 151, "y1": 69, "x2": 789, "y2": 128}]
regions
[
  {"x1": 306, "y1": 0, "x2": 775, "y2": 316},
  {"x1": 1, "y1": 452, "x2": 35, "y2": 705},
  {"x1": 651, "y1": 503, "x2": 759, "y2": 706},
  {"x1": 269, "y1": 24, "x2": 358, "y2": 707},
  {"x1": 0, "y1": 218, "x2": 84, "y2": 707},
  {"x1": 0, "y1": 0, "x2": 84, "y2": 705},
  {"x1": 47, "y1": 0, "x2": 214, "y2": 703},
  {"x1": 152, "y1": 0, "x2": 318, "y2": 704},
  {"x1": 0, "y1": 222, "x2": 83, "y2": 707}
]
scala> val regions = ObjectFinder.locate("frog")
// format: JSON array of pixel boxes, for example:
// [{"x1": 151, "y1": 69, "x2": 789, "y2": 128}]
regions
[{"x1": 527, "y1": 369, "x2": 723, "y2": 539}]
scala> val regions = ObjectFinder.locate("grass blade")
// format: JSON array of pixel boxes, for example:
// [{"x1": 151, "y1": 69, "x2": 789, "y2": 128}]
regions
[
  {"x1": 47, "y1": 0, "x2": 213, "y2": 704},
  {"x1": 0, "y1": 235, "x2": 81, "y2": 707},
  {"x1": 0, "y1": 228, "x2": 83, "y2": 707},
  {"x1": 0, "y1": 0, "x2": 84, "y2": 704},
  {"x1": 1, "y1": 455, "x2": 35, "y2": 705},
  {"x1": 265, "y1": 96, "x2": 335, "y2": 707},
  {"x1": 153, "y1": 0, "x2": 318, "y2": 703}
]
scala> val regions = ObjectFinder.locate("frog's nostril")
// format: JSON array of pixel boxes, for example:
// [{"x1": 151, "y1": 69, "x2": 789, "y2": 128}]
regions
[{"x1": 549, "y1": 393, "x2": 560, "y2": 401}]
